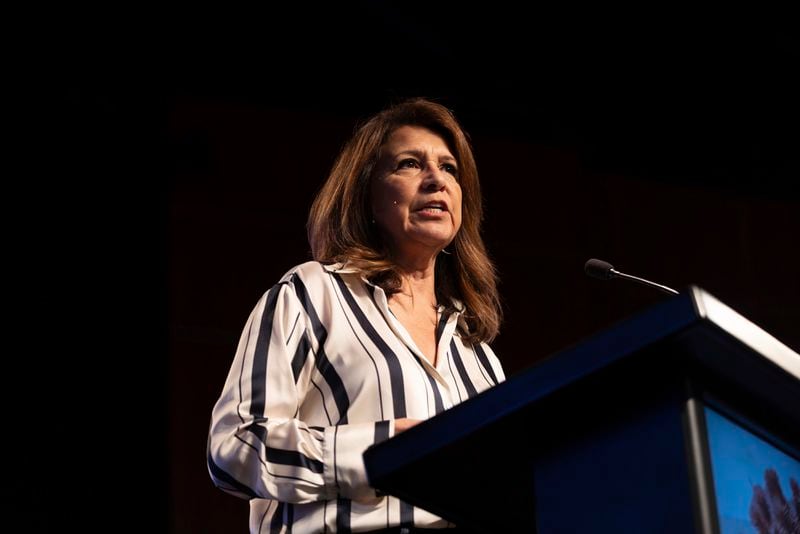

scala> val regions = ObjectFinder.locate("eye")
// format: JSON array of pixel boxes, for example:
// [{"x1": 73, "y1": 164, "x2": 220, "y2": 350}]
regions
[
  {"x1": 397, "y1": 158, "x2": 420, "y2": 170},
  {"x1": 441, "y1": 163, "x2": 458, "y2": 177}
]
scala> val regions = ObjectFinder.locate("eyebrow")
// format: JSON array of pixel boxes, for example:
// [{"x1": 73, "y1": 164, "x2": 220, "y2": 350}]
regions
[{"x1": 394, "y1": 149, "x2": 457, "y2": 164}]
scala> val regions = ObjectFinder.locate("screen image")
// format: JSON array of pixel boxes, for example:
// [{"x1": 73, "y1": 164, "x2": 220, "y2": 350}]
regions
[{"x1": 704, "y1": 406, "x2": 800, "y2": 534}]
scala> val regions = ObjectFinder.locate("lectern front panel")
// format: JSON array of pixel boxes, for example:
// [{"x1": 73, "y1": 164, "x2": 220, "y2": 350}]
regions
[{"x1": 704, "y1": 405, "x2": 800, "y2": 534}]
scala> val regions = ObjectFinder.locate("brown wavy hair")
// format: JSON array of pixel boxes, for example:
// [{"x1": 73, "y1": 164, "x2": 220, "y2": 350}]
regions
[{"x1": 307, "y1": 98, "x2": 501, "y2": 343}]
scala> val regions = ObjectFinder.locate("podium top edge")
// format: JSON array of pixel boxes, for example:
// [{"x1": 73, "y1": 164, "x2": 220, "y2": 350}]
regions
[{"x1": 688, "y1": 285, "x2": 800, "y2": 380}]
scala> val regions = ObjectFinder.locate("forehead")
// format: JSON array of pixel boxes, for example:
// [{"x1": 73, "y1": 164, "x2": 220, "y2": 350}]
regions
[{"x1": 383, "y1": 125, "x2": 454, "y2": 156}]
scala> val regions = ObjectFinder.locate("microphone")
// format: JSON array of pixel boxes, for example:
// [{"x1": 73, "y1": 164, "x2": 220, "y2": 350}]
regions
[{"x1": 584, "y1": 258, "x2": 679, "y2": 296}]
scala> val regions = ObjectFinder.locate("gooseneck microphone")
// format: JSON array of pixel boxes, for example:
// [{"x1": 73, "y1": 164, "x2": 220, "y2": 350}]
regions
[{"x1": 584, "y1": 258, "x2": 679, "y2": 296}]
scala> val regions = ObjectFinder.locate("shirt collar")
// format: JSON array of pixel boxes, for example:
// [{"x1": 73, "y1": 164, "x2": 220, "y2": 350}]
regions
[
  {"x1": 321, "y1": 262, "x2": 360, "y2": 274},
  {"x1": 322, "y1": 261, "x2": 465, "y2": 314}
]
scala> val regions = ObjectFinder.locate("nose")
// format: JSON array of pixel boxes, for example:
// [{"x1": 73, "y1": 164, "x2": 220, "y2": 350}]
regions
[{"x1": 421, "y1": 163, "x2": 447, "y2": 191}]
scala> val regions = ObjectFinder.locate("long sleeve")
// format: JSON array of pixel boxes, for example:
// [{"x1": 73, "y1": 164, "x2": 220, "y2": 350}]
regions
[{"x1": 207, "y1": 278, "x2": 392, "y2": 504}]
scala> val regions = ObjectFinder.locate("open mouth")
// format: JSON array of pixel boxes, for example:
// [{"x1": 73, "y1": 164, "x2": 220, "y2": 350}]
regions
[{"x1": 416, "y1": 202, "x2": 447, "y2": 213}]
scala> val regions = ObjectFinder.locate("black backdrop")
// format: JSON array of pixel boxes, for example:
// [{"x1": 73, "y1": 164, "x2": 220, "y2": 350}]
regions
[{"x1": 21, "y1": 6, "x2": 798, "y2": 532}]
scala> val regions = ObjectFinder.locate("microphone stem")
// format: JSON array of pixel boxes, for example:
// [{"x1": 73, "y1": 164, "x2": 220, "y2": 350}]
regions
[{"x1": 610, "y1": 269, "x2": 679, "y2": 295}]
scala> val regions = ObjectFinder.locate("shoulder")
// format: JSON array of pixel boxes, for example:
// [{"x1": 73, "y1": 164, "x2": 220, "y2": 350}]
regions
[
  {"x1": 265, "y1": 261, "x2": 368, "y2": 320},
  {"x1": 278, "y1": 260, "x2": 363, "y2": 283},
  {"x1": 276, "y1": 260, "x2": 328, "y2": 284},
  {"x1": 272, "y1": 261, "x2": 365, "y2": 300}
]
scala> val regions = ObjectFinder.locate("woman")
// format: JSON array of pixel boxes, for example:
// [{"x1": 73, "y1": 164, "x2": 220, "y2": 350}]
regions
[{"x1": 208, "y1": 98, "x2": 505, "y2": 532}]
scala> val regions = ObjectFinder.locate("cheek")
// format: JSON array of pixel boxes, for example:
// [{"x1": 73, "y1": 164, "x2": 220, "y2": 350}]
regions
[
  {"x1": 453, "y1": 188, "x2": 463, "y2": 223},
  {"x1": 376, "y1": 184, "x2": 408, "y2": 210},
  {"x1": 371, "y1": 183, "x2": 406, "y2": 222},
  {"x1": 370, "y1": 182, "x2": 390, "y2": 214}
]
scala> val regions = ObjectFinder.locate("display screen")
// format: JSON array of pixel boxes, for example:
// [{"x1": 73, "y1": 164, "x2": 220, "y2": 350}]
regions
[{"x1": 704, "y1": 406, "x2": 800, "y2": 533}]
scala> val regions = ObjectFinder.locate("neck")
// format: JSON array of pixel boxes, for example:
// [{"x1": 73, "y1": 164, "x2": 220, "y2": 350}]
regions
[
  {"x1": 390, "y1": 243, "x2": 440, "y2": 278},
  {"x1": 391, "y1": 254, "x2": 438, "y2": 309}
]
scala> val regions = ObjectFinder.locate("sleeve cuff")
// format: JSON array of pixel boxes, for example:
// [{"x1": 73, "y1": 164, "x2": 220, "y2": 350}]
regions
[{"x1": 323, "y1": 421, "x2": 394, "y2": 501}]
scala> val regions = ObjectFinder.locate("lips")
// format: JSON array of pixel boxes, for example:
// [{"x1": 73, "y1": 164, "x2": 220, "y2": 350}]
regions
[{"x1": 414, "y1": 201, "x2": 448, "y2": 212}]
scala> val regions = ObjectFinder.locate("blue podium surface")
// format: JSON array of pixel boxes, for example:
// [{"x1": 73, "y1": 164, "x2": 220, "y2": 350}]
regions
[{"x1": 363, "y1": 286, "x2": 800, "y2": 533}]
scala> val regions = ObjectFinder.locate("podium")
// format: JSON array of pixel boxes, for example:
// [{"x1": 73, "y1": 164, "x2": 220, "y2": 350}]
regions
[{"x1": 363, "y1": 286, "x2": 800, "y2": 533}]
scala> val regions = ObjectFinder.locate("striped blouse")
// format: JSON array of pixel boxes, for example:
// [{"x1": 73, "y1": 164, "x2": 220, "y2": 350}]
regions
[{"x1": 207, "y1": 261, "x2": 505, "y2": 533}]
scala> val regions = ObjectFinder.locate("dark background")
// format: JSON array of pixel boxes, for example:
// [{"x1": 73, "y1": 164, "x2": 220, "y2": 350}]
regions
[{"x1": 23, "y1": 5, "x2": 799, "y2": 532}]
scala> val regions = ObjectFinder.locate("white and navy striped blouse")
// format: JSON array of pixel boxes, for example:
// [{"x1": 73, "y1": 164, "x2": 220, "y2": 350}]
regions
[{"x1": 207, "y1": 261, "x2": 505, "y2": 533}]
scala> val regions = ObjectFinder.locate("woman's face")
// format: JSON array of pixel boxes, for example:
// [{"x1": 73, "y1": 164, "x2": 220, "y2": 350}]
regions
[{"x1": 371, "y1": 125, "x2": 463, "y2": 261}]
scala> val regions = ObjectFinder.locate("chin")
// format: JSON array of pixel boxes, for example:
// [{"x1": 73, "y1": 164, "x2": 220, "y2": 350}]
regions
[
  {"x1": 415, "y1": 234, "x2": 456, "y2": 251},
  {"x1": 397, "y1": 224, "x2": 458, "y2": 253}
]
